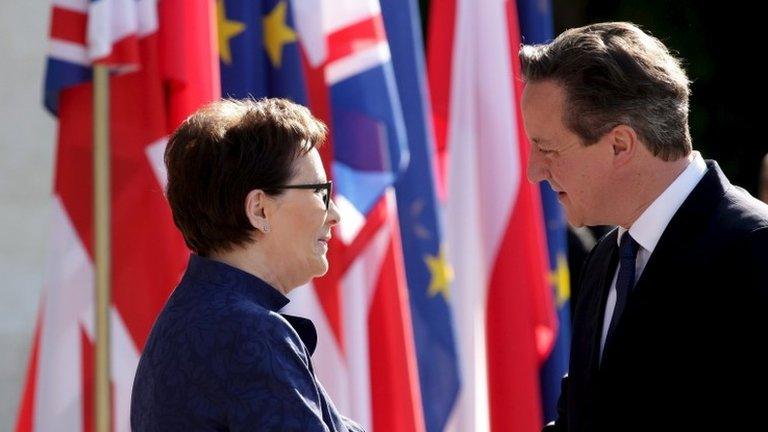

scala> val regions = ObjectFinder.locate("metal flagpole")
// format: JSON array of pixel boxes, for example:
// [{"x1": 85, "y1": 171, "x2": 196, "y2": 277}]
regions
[{"x1": 93, "y1": 63, "x2": 112, "y2": 432}]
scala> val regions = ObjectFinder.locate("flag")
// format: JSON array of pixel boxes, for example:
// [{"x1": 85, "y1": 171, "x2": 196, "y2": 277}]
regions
[
  {"x1": 16, "y1": 1, "x2": 218, "y2": 431},
  {"x1": 515, "y1": 0, "x2": 572, "y2": 424},
  {"x1": 427, "y1": 0, "x2": 557, "y2": 431},
  {"x1": 217, "y1": 0, "x2": 425, "y2": 430},
  {"x1": 381, "y1": 0, "x2": 461, "y2": 431}
]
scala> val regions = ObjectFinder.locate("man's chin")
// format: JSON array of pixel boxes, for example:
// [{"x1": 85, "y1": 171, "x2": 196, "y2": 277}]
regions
[
  {"x1": 312, "y1": 257, "x2": 329, "y2": 278},
  {"x1": 563, "y1": 208, "x2": 585, "y2": 228}
]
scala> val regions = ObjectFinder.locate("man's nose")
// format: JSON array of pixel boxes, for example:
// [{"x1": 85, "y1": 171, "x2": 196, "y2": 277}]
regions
[{"x1": 526, "y1": 149, "x2": 547, "y2": 183}]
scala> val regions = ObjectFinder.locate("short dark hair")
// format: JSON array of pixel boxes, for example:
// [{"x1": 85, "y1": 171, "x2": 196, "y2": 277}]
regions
[
  {"x1": 520, "y1": 22, "x2": 692, "y2": 161},
  {"x1": 165, "y1": 98, "x2": 327, "y2": 256}
]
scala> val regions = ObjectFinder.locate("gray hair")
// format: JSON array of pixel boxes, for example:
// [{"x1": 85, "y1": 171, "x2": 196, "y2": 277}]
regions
[{"x1": 520, "y1": 22, "x2": 692, "y2": 161}]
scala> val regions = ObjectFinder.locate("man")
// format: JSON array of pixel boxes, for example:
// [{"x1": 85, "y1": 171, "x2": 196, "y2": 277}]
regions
[{"x1": 520, "y1": 22, "x2": 768, "y2": 431}]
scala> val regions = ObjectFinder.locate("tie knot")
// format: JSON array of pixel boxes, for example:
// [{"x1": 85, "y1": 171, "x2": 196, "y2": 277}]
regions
[{"x1": 619, "y1": 233, "x2": 639, "y2": 259}]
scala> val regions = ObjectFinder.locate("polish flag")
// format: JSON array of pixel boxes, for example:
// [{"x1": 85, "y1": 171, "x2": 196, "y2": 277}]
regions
[{"x1": 428, "y1": 0, "x2": 557, "y2": 431}]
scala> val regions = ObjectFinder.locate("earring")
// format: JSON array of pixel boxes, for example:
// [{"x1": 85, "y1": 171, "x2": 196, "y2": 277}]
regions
[{"x1": 262, "y1": 223, "x2": 270, "y2": 233}]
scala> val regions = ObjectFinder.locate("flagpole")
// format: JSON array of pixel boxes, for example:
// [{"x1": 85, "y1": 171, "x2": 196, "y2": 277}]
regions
[{"x1": 93, "y1": 63, "x2": 112, "y2": 432}]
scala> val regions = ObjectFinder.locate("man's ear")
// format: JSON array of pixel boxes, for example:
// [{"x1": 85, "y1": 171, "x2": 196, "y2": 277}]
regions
[
  {"x1": 245, "y1": 189, "x2": 271, "y2": 234},
  {"x1": 608, "y1": 124, "x2": 640, "y2": 167}
]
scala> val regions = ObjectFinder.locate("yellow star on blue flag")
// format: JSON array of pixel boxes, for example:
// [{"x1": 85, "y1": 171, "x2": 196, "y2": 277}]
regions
[
  {"x1": 216, "y1": 0, "x2": 246, "y2": 65},
  {"x1": 425, "y1": 246, "x2": 454, "y2": 300},
  {"x1": 219, "y1": 0, "x2": 308, "y2": 110},
  {"x1": 549, "y1": 253, "x2": 571, "y2": 307},
  {"x1": 262, "y1": 1, "x2": 297, "y2": 68}
]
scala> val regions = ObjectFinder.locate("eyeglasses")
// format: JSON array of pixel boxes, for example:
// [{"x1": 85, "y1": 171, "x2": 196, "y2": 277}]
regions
[{"x1": 266, "y1": 181, "x2": 333, "y2": 210}]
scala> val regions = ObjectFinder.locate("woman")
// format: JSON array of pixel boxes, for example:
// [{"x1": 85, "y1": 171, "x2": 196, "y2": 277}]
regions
[{"x1": 131, "y1": 98, "x2": 363, "y2": 432}]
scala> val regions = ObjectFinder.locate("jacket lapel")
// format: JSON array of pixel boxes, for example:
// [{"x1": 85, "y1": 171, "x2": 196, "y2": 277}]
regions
[
  {"x1": 579, "y1": 230, "x2": 620, "y2": 379},
  {"x1": 598, "y1": 160, "x2": 729, "y2": 369},
  {"x1": 591, "y1": 237, "x2": 618, "y2": 375},
  {"x1": 633, "y1": 160, "x2": 728, "y2": 295}
]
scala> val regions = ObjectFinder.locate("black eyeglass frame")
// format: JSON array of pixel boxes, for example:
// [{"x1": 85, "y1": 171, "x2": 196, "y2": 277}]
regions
[{"x1": 265, "y1": 181, "x2": 333, "y2": 210}]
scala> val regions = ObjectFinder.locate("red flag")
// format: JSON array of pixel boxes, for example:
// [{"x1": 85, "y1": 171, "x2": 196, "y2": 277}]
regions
[{"x1": 17, "y1": 1, "x2": 218, "y2": 430}]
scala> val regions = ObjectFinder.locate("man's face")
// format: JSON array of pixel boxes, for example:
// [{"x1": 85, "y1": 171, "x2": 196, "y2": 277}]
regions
[{"x1": 522, "y1": 80, "x2": 615, "y2": 227}]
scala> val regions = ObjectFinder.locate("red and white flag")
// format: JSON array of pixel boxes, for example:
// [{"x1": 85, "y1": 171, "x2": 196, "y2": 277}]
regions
[
  {"x1": 428, "y1": 0, "x2": 557, "y2": 431},
  {"x1": 16, "y1": 1, "x2": 218, "y2": 431}
]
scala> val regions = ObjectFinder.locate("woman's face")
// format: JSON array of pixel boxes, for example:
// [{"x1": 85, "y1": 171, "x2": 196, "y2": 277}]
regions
[{"x1": 263, "y1": 148, "x2": 340, "y2": 287}]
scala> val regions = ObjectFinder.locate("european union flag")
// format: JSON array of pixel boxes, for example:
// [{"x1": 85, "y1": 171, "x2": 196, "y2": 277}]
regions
[
  {"x1": 517, "y1": 0, "x2": 572, "y2": 424},
  {"x1": 219, "y1": 0, "x2": 307, "y2": 103},
  {"x1": 218, "y1": 0, "x2": 408, "y2": 216},
  {"x1": 382, "y1": 1, "x2": 461, "y2": 430}
]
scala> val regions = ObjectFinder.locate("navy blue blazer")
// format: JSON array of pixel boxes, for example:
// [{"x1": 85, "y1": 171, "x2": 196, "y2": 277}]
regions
[
  {"x1": 131, "y1": 254, "x2": 364, "y2": 432},
  {"x1": 545, "y1": 161, "x2": 768, "y2": 432}
]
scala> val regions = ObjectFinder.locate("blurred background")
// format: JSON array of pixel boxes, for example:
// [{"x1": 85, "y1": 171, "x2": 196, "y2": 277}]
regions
[
  {"x1": 0, "y1": 2, "x2": 57, "y2": 428},
  {"x1": 1, "y1": 1, "x2": 765, "y2": 431}
]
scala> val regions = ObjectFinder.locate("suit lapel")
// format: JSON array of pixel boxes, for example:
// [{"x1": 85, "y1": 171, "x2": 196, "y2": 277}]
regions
[
  {"x1": 593, "y1": 246, "x2": 618, "y2": 375},
  {"x1": 584, "y1": 230, "x2": 619, "y2": 377},
  {"x1": 599, "y1": 160, "x2": 729, "y2": 369},
  {"x1": 634, "y1": 161, "x2": 728, "y2": 293}
]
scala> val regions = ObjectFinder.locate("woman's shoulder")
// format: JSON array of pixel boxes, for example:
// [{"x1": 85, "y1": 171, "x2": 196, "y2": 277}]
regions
[
  {"x1": 230, "y1": 302, "x2": 307, "y2": 348},
  {"x1": 168, "y1": 276, "x2": 281, "y2": 323},
  {"x1": 147, "y1": 280, "x2": 292, "y2": 352}
]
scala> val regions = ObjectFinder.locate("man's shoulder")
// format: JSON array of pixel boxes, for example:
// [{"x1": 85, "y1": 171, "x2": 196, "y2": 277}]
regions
[
  {"x1": 693, "y1": 160, "x2": 768, "y2": 233},
  {"x1": 717, "y1": 184, "x2": 768, "y2": 234}
]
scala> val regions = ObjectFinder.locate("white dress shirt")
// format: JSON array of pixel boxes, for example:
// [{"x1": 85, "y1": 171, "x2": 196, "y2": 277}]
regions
[{"x1": 599, "y1": 152, "x2": 708, "y2": 357}]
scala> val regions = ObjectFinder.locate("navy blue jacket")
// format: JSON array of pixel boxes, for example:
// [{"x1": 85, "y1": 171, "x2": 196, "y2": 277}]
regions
[{"x1": 131, "y1": 254, "x2": 364, "y2": 432}]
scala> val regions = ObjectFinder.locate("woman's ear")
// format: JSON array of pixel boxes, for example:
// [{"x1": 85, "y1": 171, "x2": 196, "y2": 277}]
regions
[{"x1": 245, "y1": 189, "x2": 270, "y2": 234}]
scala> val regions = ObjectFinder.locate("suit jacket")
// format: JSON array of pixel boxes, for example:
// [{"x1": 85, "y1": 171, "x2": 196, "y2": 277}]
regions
[
  {"x1": 131, "y1": 254, "x2": 364, "y2": 432},
  {"x1": 545, "y1": 161, "x2": 768, "y2": 432}
]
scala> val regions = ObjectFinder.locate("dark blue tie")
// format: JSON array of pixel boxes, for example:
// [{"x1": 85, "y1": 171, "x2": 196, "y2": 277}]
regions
[{"x1": 604, "y1": 232, "x2": 639, "y2": 358}]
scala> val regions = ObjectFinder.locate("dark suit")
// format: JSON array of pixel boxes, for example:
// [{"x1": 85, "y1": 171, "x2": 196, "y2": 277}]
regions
[
  {"x1": 546, "y1": 161, "x2": 768, "y2": 432},
  {"x1": 131, "y1": 255, "x2": 364, "y2": 432}
]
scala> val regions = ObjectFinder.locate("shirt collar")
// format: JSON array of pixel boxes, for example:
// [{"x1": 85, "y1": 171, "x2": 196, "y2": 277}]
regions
[
  {"x1": 184, "y1": 254, "x2": 290, "y2": 312},
  {"x1": 617, "y1": 151, "x2": 708, "y2": 252}
]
